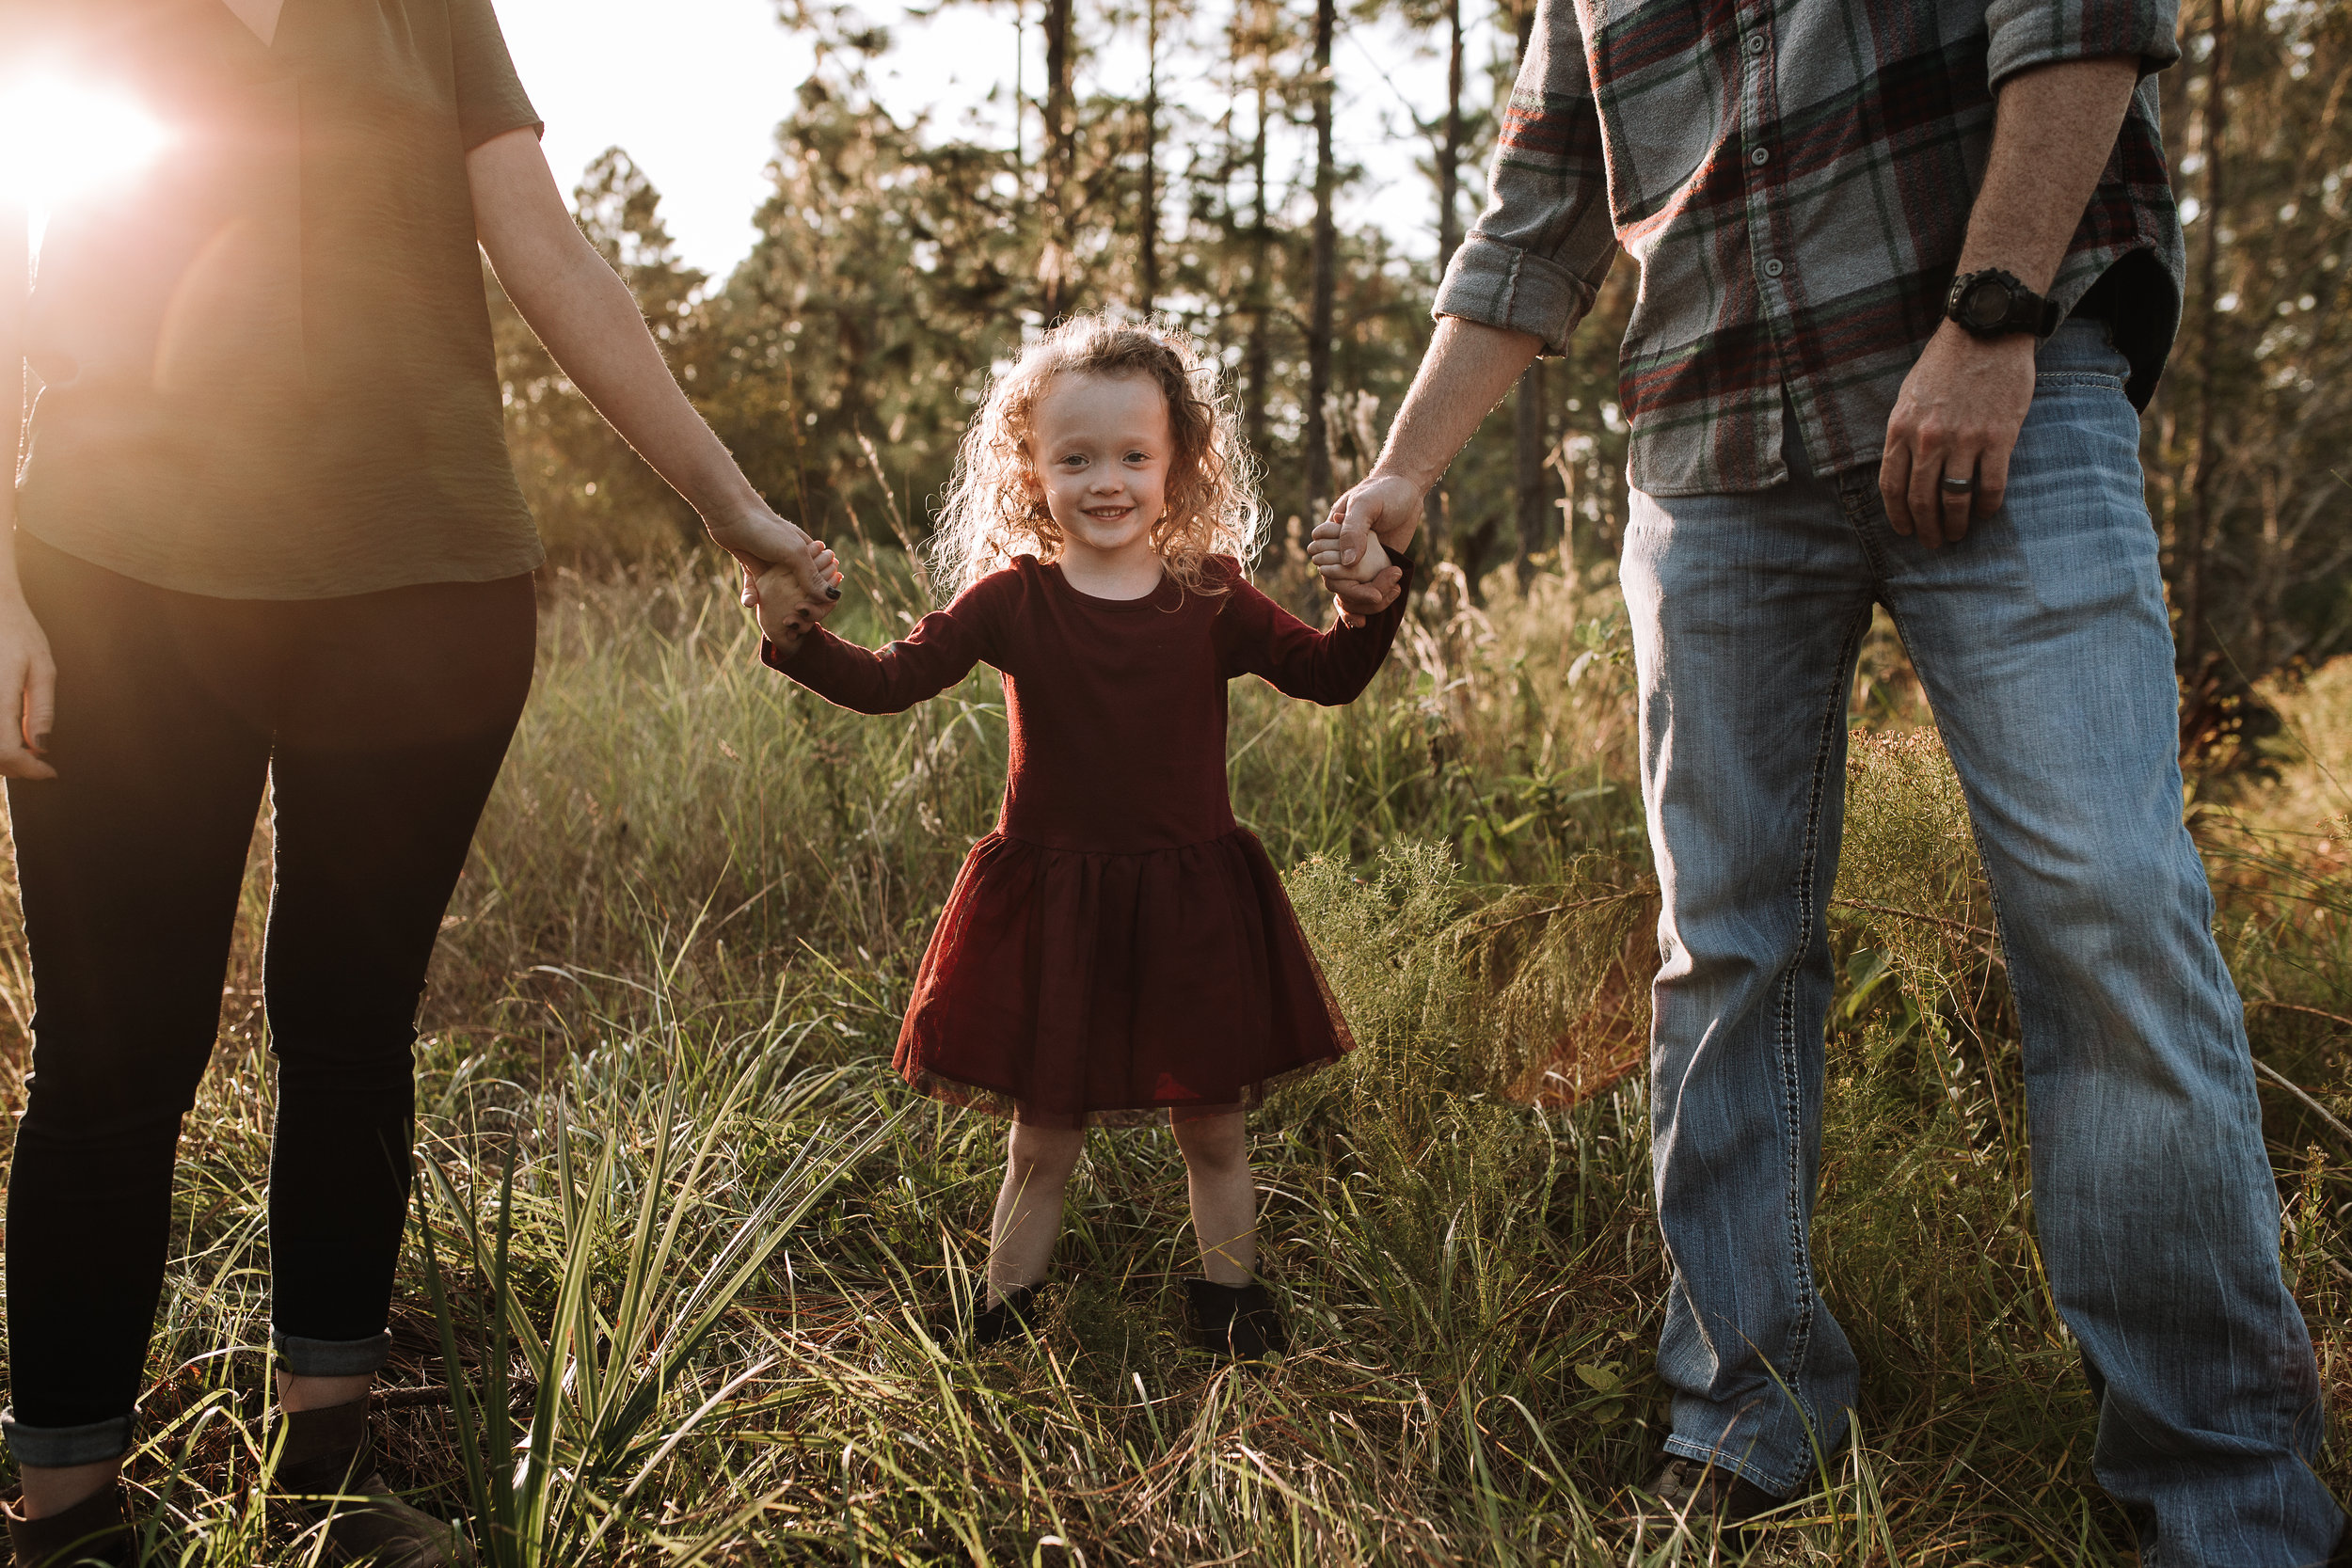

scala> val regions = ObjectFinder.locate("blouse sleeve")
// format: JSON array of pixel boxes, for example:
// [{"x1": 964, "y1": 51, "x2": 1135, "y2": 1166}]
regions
[
  {"x1": 1215, "y1": 553, "x2": 1416, "y2": 704},
  {"x1": 760, "y1": 576, "x2": 1008, "y2": 714},
  {"x1": 448, "y1": 0, "x2": 543, "y2": 150}
]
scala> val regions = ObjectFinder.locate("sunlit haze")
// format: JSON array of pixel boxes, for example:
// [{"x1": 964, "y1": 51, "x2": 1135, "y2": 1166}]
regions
[
  {"x1": 3, "y1": 3, "x2": 1466, "y2": 284},
  {"x1": 0, "y1": 73, "x2": 173, "y2": 227}
]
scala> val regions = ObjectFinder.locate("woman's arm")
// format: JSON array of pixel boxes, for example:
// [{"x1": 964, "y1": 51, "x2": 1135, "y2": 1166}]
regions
[
  {"x1": 466, "y1": 128, "x2": 831, "y2": 598},
  {"x1": 0, "y1": 197, "x2": 57, "y2": 781}
]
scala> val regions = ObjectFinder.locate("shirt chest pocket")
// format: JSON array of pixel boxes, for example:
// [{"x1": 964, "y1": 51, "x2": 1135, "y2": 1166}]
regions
[{"x1": 1580, "y1": 0, "x2": 1737, "y2": 229}]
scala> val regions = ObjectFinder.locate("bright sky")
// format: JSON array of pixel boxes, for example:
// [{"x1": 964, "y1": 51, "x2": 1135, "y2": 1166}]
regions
[{"x1": 498, "y1": 0, "x2": 1481, "y2": 284}]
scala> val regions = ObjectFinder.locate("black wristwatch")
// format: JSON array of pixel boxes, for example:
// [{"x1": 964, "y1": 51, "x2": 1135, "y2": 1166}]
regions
[{"x1": 1945, "y1": 268, "x2": 2061, "y2": 340}]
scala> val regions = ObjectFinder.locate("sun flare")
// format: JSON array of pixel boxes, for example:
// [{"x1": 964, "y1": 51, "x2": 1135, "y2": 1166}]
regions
[{"x1": 0, "y1": 72, "x2": 174, "y2": 217}]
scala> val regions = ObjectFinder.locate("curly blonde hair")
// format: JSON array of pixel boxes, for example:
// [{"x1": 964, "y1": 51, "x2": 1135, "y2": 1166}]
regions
[{"x1": 929, "y1": 314, "x2": 1264, "y2": 600}]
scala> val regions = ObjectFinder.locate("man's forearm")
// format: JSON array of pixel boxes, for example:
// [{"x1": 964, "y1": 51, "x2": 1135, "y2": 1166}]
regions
[
  {"x1": 1878, "y1": 54, "x2": 2144, "y2": 544},
  {"x1": 1961, "y1": 55, "x2": 2143, "y2": 292},
  {"x1": 1371, "y1": 316, "x2": 1544, "y2": 492}
]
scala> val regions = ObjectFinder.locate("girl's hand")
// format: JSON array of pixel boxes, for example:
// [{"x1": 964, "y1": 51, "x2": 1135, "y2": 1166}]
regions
[
  {"x1": 707, "y1": 501, "x2": 841, "y2": 603},
  {"x1": 1309, "y1": 518, "x2": 1404, "y2": 628},
  {"x1": 1309, "y1": 521, "x2": 1391, "y2": 585},
  {"x1": 0, "y1": 592, "x2": 57, "y2": 782},
  {"x1": 745, "y1": 537, "x2": 845, "y2": 653}
]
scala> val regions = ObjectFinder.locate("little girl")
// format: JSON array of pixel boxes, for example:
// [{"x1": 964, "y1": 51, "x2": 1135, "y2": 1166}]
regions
[{"x1": 751, "y1": 316, "x2": 1409, "y2": 1358}]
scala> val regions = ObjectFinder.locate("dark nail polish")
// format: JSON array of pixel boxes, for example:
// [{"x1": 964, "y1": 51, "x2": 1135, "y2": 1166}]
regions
[
  {"x1": 32, "y1": 733, "x2": 49, "y2": 752},
  {"x1": 826, "y1": 586, "x2": 842, "y2": 600}
]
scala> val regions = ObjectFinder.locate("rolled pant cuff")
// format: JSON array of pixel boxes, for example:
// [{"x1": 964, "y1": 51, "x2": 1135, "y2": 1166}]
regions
[
  {"x1": 1662, "y1": 1433, "x2": 1797, "y2": 1499},
  {"x1": 1, "y1": 1409, "x2": 135, "y2": 1467},
  {"x1": 271, "y1": 1327, "x2": 392, "y2": 1378}
]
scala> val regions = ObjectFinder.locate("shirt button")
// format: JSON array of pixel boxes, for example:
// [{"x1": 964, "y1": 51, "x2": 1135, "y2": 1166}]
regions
[
  {"x1": 1750, "y1": 146, "x2": 1770, "y2": 166},
  {"x1": 1764, "y1": 258, "x2": 1785, "y2": 277},
  {"x1": 1744, "y1": 33, "x2": 1766, "y2": 55}
]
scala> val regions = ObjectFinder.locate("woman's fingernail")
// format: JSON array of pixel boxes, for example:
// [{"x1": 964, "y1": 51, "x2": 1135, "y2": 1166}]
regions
[
  {"x1": 32, "y1": 733, "x2": 48, "y2": 752},
  {"x1": 826, "y1": 587, "x2": 842, "y2": 600}
]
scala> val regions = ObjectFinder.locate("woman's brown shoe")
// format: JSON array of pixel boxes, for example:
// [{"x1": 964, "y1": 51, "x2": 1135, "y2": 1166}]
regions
[
  {"x1": 3, "y1": 1485, "x2": 131, "y2": 1567},
  {"x1": 272, "y1": 1399, "x2": 471, "y2": 1567}
]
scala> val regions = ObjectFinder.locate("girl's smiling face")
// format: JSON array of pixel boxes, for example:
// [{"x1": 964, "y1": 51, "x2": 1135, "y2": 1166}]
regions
[{"x1": 1025, "y1": 372, "x2": 1173, "y2": 590}]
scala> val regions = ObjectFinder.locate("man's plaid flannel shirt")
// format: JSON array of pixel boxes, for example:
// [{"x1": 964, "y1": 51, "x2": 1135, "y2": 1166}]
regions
[{"x1": 1433, "y1": 0, "x2": 2186, "y2": 496}]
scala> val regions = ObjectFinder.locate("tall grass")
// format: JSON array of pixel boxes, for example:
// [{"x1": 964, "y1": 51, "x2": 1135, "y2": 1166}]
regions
[{"x1": 0, "y1": 555, "x2": 2345, "y2": 1562}]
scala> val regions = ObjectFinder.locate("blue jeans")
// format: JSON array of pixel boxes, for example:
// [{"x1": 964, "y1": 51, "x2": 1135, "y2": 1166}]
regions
[{"x1": 1624, "y1": 320, "x2": 2342, "y2": 1565}]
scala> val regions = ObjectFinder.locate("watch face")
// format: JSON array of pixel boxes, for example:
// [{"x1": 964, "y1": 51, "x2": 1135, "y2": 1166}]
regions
[{"x1": 1961, "y1": 278, "x2": 2011, "y2": 328}]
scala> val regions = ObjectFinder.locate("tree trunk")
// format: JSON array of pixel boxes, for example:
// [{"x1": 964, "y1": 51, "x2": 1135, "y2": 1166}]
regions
[
  {"x1": 1422, "y1": 0, "x2": 1466, "y2": 557},
  {"x1": 1509, "y1": 0, "x2": 1546, "y2": 592},
  {"x1": 2180, "y1": 0, "x2": 2230, "y2": 694},
  {"x1": 1302, "y1": 0, "x2": 1338, "y2": 522},
  {"x1": 1040, "y1": 0, "x2": 1075, "y2": 320},
  {"x1": 1438, "y1": 0, "x2": 1465, "y2": 269},
  {"x1": 1139, "y1": 0, "x2": 1159, "y2": 312},
  {"x1": 1244, "y1": 70, "x2": 1270, "y2": 463}
]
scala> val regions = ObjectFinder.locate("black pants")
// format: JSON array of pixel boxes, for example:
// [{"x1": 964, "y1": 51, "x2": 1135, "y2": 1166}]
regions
[{"x1": 3, "y1": 534, "x2": 534, "y2": 1443}]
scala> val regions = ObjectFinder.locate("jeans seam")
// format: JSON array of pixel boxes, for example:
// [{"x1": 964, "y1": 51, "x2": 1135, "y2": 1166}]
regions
[{"x1": 1767, "y1": 606, "x2": 1869, "y2": 1481}]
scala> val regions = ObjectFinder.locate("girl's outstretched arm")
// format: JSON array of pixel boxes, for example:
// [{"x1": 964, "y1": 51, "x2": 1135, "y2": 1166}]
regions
[
  {"x1": 1215, "y1": 554, "x2": 1416, "y2": 706},
  {"x1": 763, "y1": 572, "x2": 1011, "y2": 717}
]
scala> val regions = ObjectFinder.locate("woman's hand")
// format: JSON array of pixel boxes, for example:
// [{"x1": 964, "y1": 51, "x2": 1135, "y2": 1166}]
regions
[
  {"x1": 0, "y1": 593, "x2": 58, "y2": 781},
  {"x1": 705, "y1": 501, "x2": 842, "y2": 605},
  {"x1": 746, "y1": 537, "x2": 845, "y2": 654}
]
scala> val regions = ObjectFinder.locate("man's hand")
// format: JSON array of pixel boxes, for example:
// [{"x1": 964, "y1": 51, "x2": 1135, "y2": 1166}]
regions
[
  {"x1": 746, "y1": 537, "x2": 846, "y2": 653},
  {"x1": 1324, "y1": 471, "x2": 1424, "y2": 574},
  {"x1": 1309, "y1": 515, "x2": 1406, "y2": 626},
  {"x1": 1879, "y1": 322, "x2": 2037, "y2": 547},
  {"x1": 1880, "y1": 54, "x2": 2140, "y2": 547}
]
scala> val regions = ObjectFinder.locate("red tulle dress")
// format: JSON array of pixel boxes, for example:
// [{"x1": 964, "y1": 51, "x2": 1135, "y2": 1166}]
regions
[{"x1": 764, "y1": 553, "x2": 1413, "y2": 1127}]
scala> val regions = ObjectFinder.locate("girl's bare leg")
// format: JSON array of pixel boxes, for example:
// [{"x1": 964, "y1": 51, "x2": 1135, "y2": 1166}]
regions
[
  {"x1": 988, "y1": 1121, "x2": 1085, "y2": 1305},
  {"x1": 1172, "y1": 1112, "x2": 1255, "y2": 1285}
]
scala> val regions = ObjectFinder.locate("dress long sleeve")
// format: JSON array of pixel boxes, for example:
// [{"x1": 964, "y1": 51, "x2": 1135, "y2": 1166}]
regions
[
  {"x1": 1215, "y1": 554, "x2": 1415, "y2": 705},
  {"x1": 762, "y1": 579, "x2": 1004, "y2": 715}
]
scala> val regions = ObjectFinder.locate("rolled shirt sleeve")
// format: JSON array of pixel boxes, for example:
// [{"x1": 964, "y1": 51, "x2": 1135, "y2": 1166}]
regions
[
  {"x1": 1431, "y1": 0, "x2": 1618, "y2": 355},
  {"x1": 1984, "y1": 0, "x2": 2183, "y2": 87},
  {"x1": 449, "y1": 0, "x2": 543, "y2": 149}
]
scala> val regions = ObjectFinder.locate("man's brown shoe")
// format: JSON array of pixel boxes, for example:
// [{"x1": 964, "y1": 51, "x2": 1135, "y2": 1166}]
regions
[
  {"x1": 272, "y1": 1398, "x2": 471, "y2": 1567},
  {"x1": 1645, "y1": 1455, "x2": 1782, "y2": 1544}
]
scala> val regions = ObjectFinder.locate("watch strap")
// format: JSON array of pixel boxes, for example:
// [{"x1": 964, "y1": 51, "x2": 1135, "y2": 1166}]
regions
[{"x1": 1947, "y1": 267, "x2": 2060, "y2": 339}]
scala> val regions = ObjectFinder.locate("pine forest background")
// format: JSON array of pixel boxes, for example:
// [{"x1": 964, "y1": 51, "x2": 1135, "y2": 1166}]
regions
[{"x1": 501, "y1": 0, "x2": 2351, "y2": 751}]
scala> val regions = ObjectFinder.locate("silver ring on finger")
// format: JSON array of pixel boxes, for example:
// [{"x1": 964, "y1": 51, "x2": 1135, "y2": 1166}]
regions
[{"x1": 1939, "y1": 473, "x2": 1976, "y2": 496}]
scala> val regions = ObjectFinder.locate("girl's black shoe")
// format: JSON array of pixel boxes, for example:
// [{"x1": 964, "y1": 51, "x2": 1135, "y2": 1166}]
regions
[
  {"x1": 969, "y1": 1285, "x2": 1041, "y2": 1347},
  {"x1": 1185, "y1": 1277, "x2": 1288, "y2": 1359}
]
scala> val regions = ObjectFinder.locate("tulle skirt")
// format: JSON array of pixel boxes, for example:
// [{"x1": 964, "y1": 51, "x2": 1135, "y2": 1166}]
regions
[{"x1": 892, "y1": 828, "x2": 1353, "y2": 1127}]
